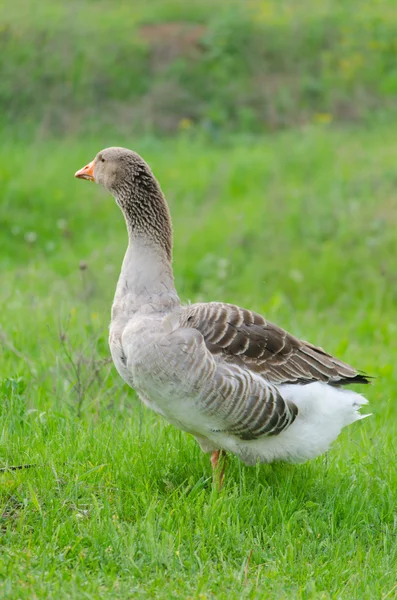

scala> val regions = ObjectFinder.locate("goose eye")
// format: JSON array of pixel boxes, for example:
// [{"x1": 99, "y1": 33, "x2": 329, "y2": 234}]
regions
[{"x1": 100, "y1": 157, "x2": 105, "y2": 163}]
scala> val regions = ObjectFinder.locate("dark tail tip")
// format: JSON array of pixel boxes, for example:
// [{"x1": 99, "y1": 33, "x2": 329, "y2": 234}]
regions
[{"x1": 339, "y1": 372, "x2": 373, "y2": 386}]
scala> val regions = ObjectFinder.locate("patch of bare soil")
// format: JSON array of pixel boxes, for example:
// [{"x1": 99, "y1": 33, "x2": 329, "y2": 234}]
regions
[{"x1": 139, "y1": 22, "x2": 206, "y2": 71}]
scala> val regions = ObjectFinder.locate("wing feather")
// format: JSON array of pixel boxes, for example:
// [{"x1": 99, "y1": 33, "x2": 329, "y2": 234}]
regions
[
  {"x1": 180, "y1": 302, "x2": 370, "y2": 386},
  {"x1": 202, "y1": 364, "x2": 297, "y2": 440}
]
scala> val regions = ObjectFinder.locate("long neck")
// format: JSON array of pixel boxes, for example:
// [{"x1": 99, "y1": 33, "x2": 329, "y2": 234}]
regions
[{"x1": 112, "y1": 181, "x2": 179, "y2": 315}]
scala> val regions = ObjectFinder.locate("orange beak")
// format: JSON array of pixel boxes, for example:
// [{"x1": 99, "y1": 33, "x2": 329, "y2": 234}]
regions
[{"x1": 75, "y1": 159, "x2": 96, "y2": 181}]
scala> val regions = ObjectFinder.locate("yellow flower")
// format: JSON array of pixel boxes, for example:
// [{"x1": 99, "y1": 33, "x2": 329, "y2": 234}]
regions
[
  {"x1": 339, "y1": 54, "x2": 364, "y2": 80},
  {"x1": 178, "y1": 118, "x2": 192, "y2": 130},
  {"x1": 313, "y1": 113, "x2": 333, "y2": 125}
]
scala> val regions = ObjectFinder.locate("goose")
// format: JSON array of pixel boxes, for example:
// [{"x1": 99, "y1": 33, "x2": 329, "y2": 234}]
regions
[{"x1": 75, "y1": 147, "x2": 371, "y2": 483}]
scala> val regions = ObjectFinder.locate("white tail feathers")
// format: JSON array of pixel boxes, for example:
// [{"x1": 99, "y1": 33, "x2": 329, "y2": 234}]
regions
[{"x1": 234, "y1": 382, "x2": 371, "y2": 465}]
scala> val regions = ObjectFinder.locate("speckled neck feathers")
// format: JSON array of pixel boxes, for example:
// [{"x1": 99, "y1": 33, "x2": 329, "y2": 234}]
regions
[
  {"x1": 110, "y1": 153, "x2": 179, "y2": 316},
  {"x1": 112, "y1": 158, "x2": 173, "y2": 263}
]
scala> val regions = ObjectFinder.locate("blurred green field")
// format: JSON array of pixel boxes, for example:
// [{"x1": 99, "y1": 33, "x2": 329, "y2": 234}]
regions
[
  {"x1": 1, "y1": 120, "x2": 397, "y2": 598},
  {"x1": 1, "y1": 0, "x2": 397, "y2": 133}
]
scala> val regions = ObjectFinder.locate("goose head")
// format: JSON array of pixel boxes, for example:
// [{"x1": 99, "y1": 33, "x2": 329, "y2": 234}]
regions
[
  {"x1": 75, "y1": 147, "x2": 173, "y2": 261},
  {"x1": 74, "y1": 147, "x2": 153, "y2": 195}
]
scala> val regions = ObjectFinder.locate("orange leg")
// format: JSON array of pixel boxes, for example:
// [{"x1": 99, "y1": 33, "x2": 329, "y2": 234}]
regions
[{"x1": 210, "y1": 449, "x2": 227, "y2": 489}]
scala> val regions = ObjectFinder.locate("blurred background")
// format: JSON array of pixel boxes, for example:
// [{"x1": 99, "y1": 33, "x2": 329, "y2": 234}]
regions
[
  {"x1": 1, "y1": 1, "x2": 397, "y2": 597},
  {"x1": 2, "y1": 0, "x2": 397, "y2": 135}
]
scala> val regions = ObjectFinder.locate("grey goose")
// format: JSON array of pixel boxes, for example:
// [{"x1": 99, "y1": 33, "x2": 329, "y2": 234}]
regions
[{"x1": 75, "y1": 147, "x2": 370, "y2": 484}]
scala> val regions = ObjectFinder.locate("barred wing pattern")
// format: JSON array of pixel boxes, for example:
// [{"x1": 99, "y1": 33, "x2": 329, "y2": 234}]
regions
[
  {"x1": 201, "y1": 363, "x2": 298, "y2": 440},
  {"x1": 180, "y1": 302, "x2": 370, "y2": 387}
]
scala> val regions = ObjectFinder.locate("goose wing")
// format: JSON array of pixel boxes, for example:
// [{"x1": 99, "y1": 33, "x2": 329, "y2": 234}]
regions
[{"x1": 179, "y1": 302, "x2": 370, "y2": 387}]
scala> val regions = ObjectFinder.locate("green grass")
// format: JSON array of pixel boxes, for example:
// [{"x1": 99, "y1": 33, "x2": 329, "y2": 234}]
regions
[
  {"x1": 2, "y1": 0, "x2": 397, "y2": 133},
  {"x1": 1, "y1": 120, "x2": 397, "y2": 598}
]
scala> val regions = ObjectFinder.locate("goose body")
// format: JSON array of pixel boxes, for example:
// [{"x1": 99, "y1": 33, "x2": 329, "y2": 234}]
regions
[{"x1": 75, "y1": 148, "x2": 370, "y2": 470}]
